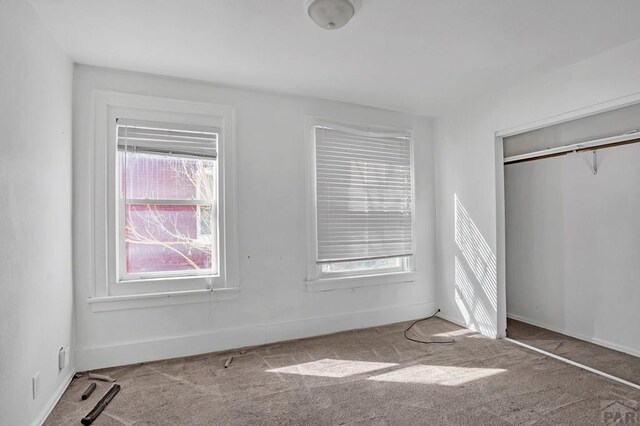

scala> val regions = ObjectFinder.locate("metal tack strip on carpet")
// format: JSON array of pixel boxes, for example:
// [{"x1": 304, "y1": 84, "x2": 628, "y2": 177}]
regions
[{"x1": 503, "y1": 337, "x2": 640, "y2": 391}]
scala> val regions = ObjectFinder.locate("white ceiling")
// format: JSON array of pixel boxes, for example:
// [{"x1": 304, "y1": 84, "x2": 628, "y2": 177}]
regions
[{"x1": 31, "y1": 0, "x2": 640, "y2": 115}]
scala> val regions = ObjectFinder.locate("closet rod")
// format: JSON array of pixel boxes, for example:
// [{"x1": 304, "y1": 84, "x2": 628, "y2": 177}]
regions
[{"x1": 504, "y1": 132, "x2": 640, "y2": 165}]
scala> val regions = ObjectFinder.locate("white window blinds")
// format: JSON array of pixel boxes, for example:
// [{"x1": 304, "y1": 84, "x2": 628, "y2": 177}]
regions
[
  {"x1": 315, "y1": 125, "x2": 413, "y2": 263},
  {"x1": 117, "y1": 119, "x2": 218, "y2": 159}
]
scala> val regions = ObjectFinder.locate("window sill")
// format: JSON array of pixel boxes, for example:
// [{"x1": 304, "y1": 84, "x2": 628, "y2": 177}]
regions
[
  {"x1": 306, "y1": 271, "x2": 417, "y2": 292},
  {"x1": 88, "y1": 287, "x2": 240, "y2": 312}
]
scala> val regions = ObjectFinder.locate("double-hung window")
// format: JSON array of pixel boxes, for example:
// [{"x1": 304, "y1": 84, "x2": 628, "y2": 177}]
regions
[
  {"x1": 116, "y1": 119, "x2": 219, "y2": 281},
  {"x1": 307, "y1": 119, "x2": 415, "y2": 288},
  {"x1": 90, "y1": 92, "x2": 238, "y2": 307}
]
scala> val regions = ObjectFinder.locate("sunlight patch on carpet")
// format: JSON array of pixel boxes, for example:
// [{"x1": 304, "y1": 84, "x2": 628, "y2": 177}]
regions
[
  {"x1": 368, "y1": 365, "x2": 505, "y2": 386},
  {"x1": 267, "y1": 358, "x2": 398, "y2": 378}
]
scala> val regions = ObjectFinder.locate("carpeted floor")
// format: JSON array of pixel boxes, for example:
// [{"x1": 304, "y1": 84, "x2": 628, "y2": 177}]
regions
[
  {"x1": 45, "y1": 317, "x2": 640, "y2": 425},
  {"x1": 507, "y1": 318, "x2": 640, "y2": 386}
]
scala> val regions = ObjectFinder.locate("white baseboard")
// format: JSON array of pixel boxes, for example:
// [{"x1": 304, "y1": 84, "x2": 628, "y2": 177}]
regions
[
  {"x1": 31, "y1": 369, "x2": 75, "y2": 426},
  {"x1": 507, "y1": 313, "x2": 640, "y2": 358},
  {"x1": 504, "y1": 338, "x2": 640, "y2": 391},
  {"x1": 436, "y1": 311, "x2": 499, "y2": 339},
  {"x1": 436, "y1": 311, "x2": 469, "y2": 329},
  {"x1": 77, "y1": 301, "x2": 437, "y2": 371}
]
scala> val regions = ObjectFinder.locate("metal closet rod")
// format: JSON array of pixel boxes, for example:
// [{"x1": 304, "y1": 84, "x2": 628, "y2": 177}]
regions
[{"x1": 504, "y1": 131, "x2": 640, "y2": 165}]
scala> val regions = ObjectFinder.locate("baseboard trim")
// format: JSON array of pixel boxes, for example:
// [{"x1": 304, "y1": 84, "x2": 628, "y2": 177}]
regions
[
  {"x1": 436, "y1": 311, "x2": 467, "y2": 328},
  {"x1": 504, "y1": 337, "x2": 640, "y2": 391},
  {"x1": 77, "y1": 301, "x2": 437, "y2": 371},
  {"x1": 31, "y1": 369, "x2": 75, "y2": 426},
  {"x1": 436, "y1": 311, "x2": 498, "y2": 339},
  {"x1": 507, "y1": 313, "x2": 640, "y2": 358}
]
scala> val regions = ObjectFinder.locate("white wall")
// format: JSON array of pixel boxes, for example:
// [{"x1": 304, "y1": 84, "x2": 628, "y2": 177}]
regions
[
  {"x1": 73, "y1": 65, "x2": 436, "y2": 371},
  {"x1": 0, "y1": 1, "x2": 74, "y2": 425},
  {"x1": 505, "y1": 143, "x2": 640, "y2": 356},
  {"x1": 434, "y1": 38, "x2": 640, "y2": 338}
]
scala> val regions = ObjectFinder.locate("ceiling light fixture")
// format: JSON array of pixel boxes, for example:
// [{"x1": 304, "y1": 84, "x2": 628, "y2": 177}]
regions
[{"x1": 307, "y1": 0, "x2": 355, "y2": 30}]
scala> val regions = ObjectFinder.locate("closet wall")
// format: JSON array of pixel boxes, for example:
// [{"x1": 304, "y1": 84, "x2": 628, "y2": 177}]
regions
[{"x1": 505, "y1": 104, "x2": 640, "y2": 356}]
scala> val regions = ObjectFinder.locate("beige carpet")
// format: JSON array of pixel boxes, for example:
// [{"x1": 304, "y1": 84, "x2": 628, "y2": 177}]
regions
[
  {"x1": 507, "y1": 318, "x2": 640, "y2": 386},
  {"x1": 46, "y1": 317, "x2": 640, "y2": 425}
]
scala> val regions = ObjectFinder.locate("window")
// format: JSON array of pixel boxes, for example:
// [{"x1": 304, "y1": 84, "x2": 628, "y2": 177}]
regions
[
  {"x1": 90, "y1": 91, "x2": 238, "y2": 307},
  {"x1": 116, "y1": 120, "x2": 219, "y2": 280},
  {"x1": 306, "y1": 119, "x2": 415, "y2": 288}
]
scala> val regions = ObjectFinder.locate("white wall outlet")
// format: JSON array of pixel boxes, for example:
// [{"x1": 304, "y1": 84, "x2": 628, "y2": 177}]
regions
[{"x1": 32, "y1": 372, "x2": 41, "y2": 399}]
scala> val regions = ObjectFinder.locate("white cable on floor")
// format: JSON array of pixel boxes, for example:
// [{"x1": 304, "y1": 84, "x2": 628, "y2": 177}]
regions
[{"x1": 503, "y1": 337, "x2": 640, "y2": 391}]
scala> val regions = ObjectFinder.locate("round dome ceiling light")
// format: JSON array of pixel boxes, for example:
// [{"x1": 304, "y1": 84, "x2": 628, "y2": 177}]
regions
[{"x1": 307, "y1": 0, "x2": 355, "y2": 30}]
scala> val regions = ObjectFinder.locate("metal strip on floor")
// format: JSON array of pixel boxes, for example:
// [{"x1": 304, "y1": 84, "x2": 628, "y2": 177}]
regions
[{"x1": 503, "y1": 337, "x2": 640, "y2": 391}]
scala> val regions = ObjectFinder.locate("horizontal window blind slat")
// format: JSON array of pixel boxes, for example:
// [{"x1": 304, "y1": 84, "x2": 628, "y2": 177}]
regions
[
  {"x1": 319, "y1": 245, "x2": 411, "y2": 251},
  {"x1": 317, "y1": 254, "x2": 412, "y2": 263},
  {"x1": 318, "y1": 209, "x2": 411, "y2": 214},
  {"x1": 317, "y1": 198, "x2": 412, "y2": 203},
  {"x1": 319, "y1": 246, "x2": 412, "y2": 253},
  {"x1": 317, "y1": 174, "x2": 411, "y2": 184},
  {"x1": 317, "y1": 185, "x2": 410, "y2": 193},
  {"x1": 318, "y1": 248, "x2": 412, "y2": 257},
  {"x1": 316, "y1": 168, "x2": 411, "y2": 180},
  {"x1": 316, "y1": 158, "x2": 411, "y2": 171},
  {"x1": 117, "y1": 119, "x2": 218, "y2": 159},
  {"x1": 318, "y1": 221, "x2": 412, "y2": 226},
  {"x1": 317, "y1": 211, "x2": 412, "y2": 217},
  {"x1": 318, "y1": 244, "x2": 412, "y2": 250},
  {"x1": 316, "y1": 179, "x2": 411, "y2": 189},
  {"x1": 317, "y1": 147, "x2": 410, "y2": 160},
  {"x1": 318, "y1": 224, "x2": 411, "y2": 229},
  {"x1": 319, "y1": 239, "x2": 413, "y2": 245},
  {"x1": 118, "y1": 135, "x2": 216, "y2": 145},
  {"x1": 320, "y1": 133, "x2": 411, "y2": 146},
  {"x1": 119, "y1": 146, "x2": 216, "y2": 160},
  {"x1": 317, "y1": 194, "x2": 411, "y2": 200},
  {"x1": 317, "y1": 151, "x2": 410, "y2": 164},
  {"x1": 321, "y1": 129, "x2": 409, "y2": 144},
  {"x1": 318, "y1": 140, "x2": 411, "y2": 156},
  {"x1": 315, "y1": 125, "x2": 413, "y2": 263},
  {"x1": 318, "y1": 205, "x2": 413, "y2": 211},
  {"x1": 318, "y1": 231, "x2": 413, "y2": 237},
  {"x1": 318, "y1": 224, "x2": 411, "y2": 230},
  {"x1": 319, "y1": 237, "x2": 411, "y2": 243},
  {"x1": 319, "y1": 238, "x2": 413, "y2": 244},
  {"x1": 318, "y1": 226, "x2": 413, "y2": 231},
  {"x1": 118, "y1": 126, "x2": 217, "y2": 140}
]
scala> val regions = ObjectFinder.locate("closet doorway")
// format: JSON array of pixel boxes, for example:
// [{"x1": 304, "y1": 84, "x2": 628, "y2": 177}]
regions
[{"x1": 503, "y1": 102, "x2": 640, "y2": 386}]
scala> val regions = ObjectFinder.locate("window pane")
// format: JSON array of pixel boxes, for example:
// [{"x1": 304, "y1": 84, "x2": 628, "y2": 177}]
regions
[
  {"x1": 125, "y1": 204, "x2": 215, "y2": 274},
  {"x1": 198, "y1": 205, "x2": 212, "y2": 237},
  {"x1": 119, "y1": 152, "x2": 215, "y2": 200},
  {"x1": 321, "y1": 257, "x2": 403, "y2": 274}
]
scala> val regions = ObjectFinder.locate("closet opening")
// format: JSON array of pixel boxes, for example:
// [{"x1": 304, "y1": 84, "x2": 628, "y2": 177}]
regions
[{"x1": 503, "y1": 101, "x2": 640, "y2": 386}]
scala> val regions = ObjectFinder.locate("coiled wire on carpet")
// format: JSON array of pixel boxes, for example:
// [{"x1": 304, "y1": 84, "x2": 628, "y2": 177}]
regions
[{"x1": 404, "y1": 309, "x2": 455, "y2": 344}]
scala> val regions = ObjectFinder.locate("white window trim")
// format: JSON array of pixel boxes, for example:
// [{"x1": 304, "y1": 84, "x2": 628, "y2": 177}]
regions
[
  {"x1": 90, "y1": 91, "x2": 239, "y2": 308},
  {"x1": 304, "y1": 116, "x2": 417, "y2": 292}
]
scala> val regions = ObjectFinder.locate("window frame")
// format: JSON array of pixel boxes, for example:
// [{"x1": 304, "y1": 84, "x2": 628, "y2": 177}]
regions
[
  {"x1": 91, "y1": 91, "x2": 238, "y2": 304},
  {"x1": 304, "y1": 116, "x2": 417, "y2": 291}
]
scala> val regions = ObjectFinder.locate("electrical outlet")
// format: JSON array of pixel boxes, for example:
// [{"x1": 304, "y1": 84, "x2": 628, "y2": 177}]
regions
[{"x1": 32, "y1": 372, "x2": 41, "y2": 399}]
